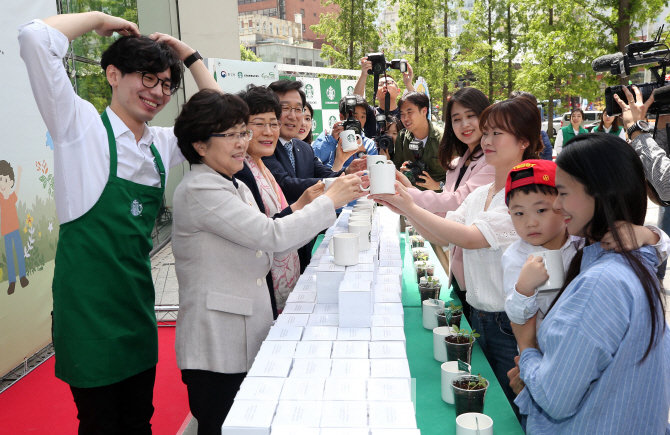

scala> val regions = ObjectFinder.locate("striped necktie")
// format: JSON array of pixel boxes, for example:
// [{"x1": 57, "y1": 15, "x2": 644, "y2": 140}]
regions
[{"x1": 283, "y1": 139, "x2": 296, "y2": 171}]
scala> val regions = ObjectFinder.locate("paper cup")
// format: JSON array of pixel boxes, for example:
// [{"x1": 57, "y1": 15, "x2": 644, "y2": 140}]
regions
[
  {"x1": 530, "y1": 249, "x2": 565, "y2": 291},
  {"x1": 441, "y1": 361, "x2": 466, "y2": 404},
  {"x1": 349, "y1": 221, "x2": 372, "y2": 251},
  {"x1": 456, "y1": 413, "x2": 493, "y2": 435},
  {"x1": 328, "y1": 233, "x2": 360, "y2": 266},
  {"x1": 340, "y1": 129, "x2": 361, "y2": 152},
  {"x1": 433, "y1": 326, "x2": 453, "y2": 362},
  {"x1": 422, "y1": 299, "x2": 445, "y2": 329}
]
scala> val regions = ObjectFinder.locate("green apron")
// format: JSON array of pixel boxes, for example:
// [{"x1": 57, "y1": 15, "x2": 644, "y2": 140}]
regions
[{"x1": 52, "y1": 111, "x2": 165, "y2": 388}]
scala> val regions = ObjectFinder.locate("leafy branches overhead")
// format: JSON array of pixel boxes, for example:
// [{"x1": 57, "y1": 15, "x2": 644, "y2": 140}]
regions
[{"x1": 312, "y1": 0, "x2": 381, "y2": 69}]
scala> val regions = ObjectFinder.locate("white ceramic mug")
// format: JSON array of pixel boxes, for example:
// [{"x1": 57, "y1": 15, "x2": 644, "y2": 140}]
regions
[
  {"x1": 350, "y1": 211, "x2": 372, "y2": 224},
  {"x1": 456, "y1": 413, "x2": 493, "y2": 435},
  {"x1": 322, "y1": 178, "x2": 336, "y2": 191},
  {"x1": 366, "y1": 154, "x2": 388, "y2": 171},
  {"x1": 441, "y1": 361, "x2": 466, "y2": 404},
  {"x1": 328, "y1": 233, "x2": 360, "y2": 266},
  {"x1": 340, "y1": 129, "x2": 362, "y2": 152},
  {"x1": 423, "y1": 299, "x2": 445, "y2": 330},
  {"x1": 433, "y1": 326, "x2": 453, "y2": 362},
  {"x1": 365, "y1": 161, "x2": 396, "y2": 195},
  {"x1": 530, "y1": 249, "x2": 565, "y2": 291},
  {"x1": 348, "y1": 221, "x2": 372, "y2": 251}
]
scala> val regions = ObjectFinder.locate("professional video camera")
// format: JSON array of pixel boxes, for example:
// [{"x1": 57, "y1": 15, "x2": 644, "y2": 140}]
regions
[
  {"x1": 592, "y1": 26, "x2": 670, "y2": 117},
  {"x1": 342, "y1": 95, "x2": 362, "y2": 135},
  {"x1": 367, "y1": 53, "x2": 408, "y2": 75},
  {"x1": 402, "y1": 140, "x2": 428, "y2": 186}
]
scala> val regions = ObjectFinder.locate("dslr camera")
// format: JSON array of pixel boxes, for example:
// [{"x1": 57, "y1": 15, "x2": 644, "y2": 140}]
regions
[
  {"x1": 341, "y1": 95, "x2": 362, "y2": 135},
  {"x1": 367, "y1": 53, "x2": 408, "y2": 75},
  {"x1": 375, "y1": 113, "x2": 394, "y2": 153},
  {"x1": 592, "y1": 26, "x2": 670, "y2": 116},
  {"x1": 402, "y1": 140, "x2": 428, "y2": 186}
]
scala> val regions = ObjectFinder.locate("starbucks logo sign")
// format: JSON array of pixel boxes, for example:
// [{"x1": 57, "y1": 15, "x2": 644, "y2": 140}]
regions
[
  {"x1": 305, "y1": 84, "x2": 314, "y2": 99},
  {"x1": 347, "y1": 86, "x2": 354, "y2": 95},
  {"x1": 347, "y1": 134, "x2": 355, "y2": 143},
  {"x1": 312, "y1": 119, "x2": 317, "y2": 130},
  {"x1": 328, "y1": 116, "x2": 338, "y2": 128},
  {"x1": 237, "y1": 72, "x2": 243, "y2": 79},
  {"x1": 326, "y1": 86, "x2": 336, "y2": 101}
]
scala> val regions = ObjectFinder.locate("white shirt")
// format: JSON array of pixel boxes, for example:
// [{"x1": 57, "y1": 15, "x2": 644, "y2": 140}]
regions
[
  {"x1": 445, "y1": 183, "x2": 518, "y2": 312},
  {"x1": 18, "y1": 20, "x2": 186, "y2": 224},
  {"x1": 600, "y1": 125, "x2": 627, "y2": 139}
]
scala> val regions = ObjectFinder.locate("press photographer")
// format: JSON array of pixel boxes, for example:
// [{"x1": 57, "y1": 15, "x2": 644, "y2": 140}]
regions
[
  {"x1": 392, "y1": 92, "x2": 445, "y2": 191},
  {"x1": 312, "y1": 95, "x2": 378, "y2": 171},
  {"x1": 354, "y1": 53, "x2": 415, "y2": 139}
]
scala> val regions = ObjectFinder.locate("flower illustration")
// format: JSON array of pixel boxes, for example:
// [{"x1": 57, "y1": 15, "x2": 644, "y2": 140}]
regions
[
  {"x1": 39, "y1": 232, "x2": 41, "y2": 237},
  {"x1": 24, "y1": 227, "x2": 27, "y2": 233},
  {"x1": 48, "y1": 222, "x2": 53, "y2": 233},
  {"x1": 26, "y1": 214, "x2": 33, "y2": 227}
]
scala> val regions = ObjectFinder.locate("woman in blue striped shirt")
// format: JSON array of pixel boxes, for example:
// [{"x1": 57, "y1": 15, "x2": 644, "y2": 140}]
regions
[{"x1": 510, "y1": 132, "x2": 670, "y2": 434}]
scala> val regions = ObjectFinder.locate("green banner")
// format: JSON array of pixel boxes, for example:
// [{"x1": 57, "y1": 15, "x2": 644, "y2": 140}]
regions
[
  {"x1": 320, "y1": 78, "x2": 341, "y2": 110},
  {"x1": 311, "y1": 109, "x2": 323, "y2": 141}
]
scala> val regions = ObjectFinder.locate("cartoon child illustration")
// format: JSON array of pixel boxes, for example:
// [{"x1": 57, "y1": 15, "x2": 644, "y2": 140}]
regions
[{"x1": 0, "y1": 161, "x2": 29, "y2": 295}]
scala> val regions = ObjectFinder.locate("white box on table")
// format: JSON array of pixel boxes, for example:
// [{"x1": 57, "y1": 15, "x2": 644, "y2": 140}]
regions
[
  {"x1": 316, "y1": 264, "x2": 346, "y2": 304},
  {"x1": 283, "y1": 303, "x2": 315, "y2": 315},
  {"x1": 286, "y1": 292, "x2": 317, "y2": 304},
  {"x1": 318, "y1": 255, "x2": 336, "y2": 265},
  {"x1": 337, "y1": 327, "x2": 371, "y2": 341},
  {"x1": 368, "y1": 402, "x2": 417, "y2": 429},
  {"x1": 377, "y1": 274, "x2": 402, "y2": 286},
  {"x1": 371, "y1": 315, "x2": 404, "y2": 327},
  {"x1": 373, "y1": 303, "x2": 404, "y2": 317},
  {"x1": 266, "y1": 326, "x2": 304, "y2": 341},
  {"x1": 297, "y1": 274, "x2": 316, "y2": 284},
  {"x1": 275, "y1": 314, "x2": 311, "y2": 327},
  {"x1": 369, "y1": 430, "x2": 421, "y2": 435},
  {"x1": 374, "y1": 292, "x2": 401, "y2": 303},
  {"x1": 256, "y1": 341, "x2": 298, "y2": 359},
  {"x1": 289, "y1": 359, "x2": 332, "y2": 378},
  {"x1": 374, "y1": 282, "x2": 402, "y2": 296},
  {"x1": 371, "y1": 327, "x2": 406, "y2": 345},
  {"x1": 272, "y1": 401, "x2": 323, "y2": 427},
  {"x1": 303, "y1": 266, "x2": 317, "y2": 275},
  {"x1": 358, "y1": 253, "x2": 375, "y2": 264},
  {"x1": 343, "y1": 271, "x2": 374, "y2": 282},
  {"x1": 330, "y1": 359, "x2": 370, "y2": 378},
  {"x1": 330, "y1": 341, "x2": 369, "y2": 359},
  {"x1": 379, "y1": 259, "x2": 403, "y2": 268},
  {"x1": 378, "y1": 266, "x2": 402, "y2": 277},
  {"x1": 293, "y1": 341, "x2": 333, "y2": 359},
  {"x1": 247, "y1": 358, "x2": 293, "y2": 378},
  {"x1": 345, "y1": 263, "x2": 375, "y2": 273},
  {"x1": 221, "y1": 400, "x2": 277, "y2": 435},
  {"x1": 369, "y1": 341, "x2": 407, "y2": 359},
  {"x1": 319, "y1": 401, "x2": 368, "y2": 428},
  {"x1": 270, "y1": 428, "x2": 319, "y2": 435},
  {"x1": 367, "y1": 378, "x2": 412, "y2": 402},
  {"x1": 279, "y1": 377, "x2": 326, "y2": 401},
  {"x1": 379, "y1": 250, "x2": 402, "y2": 261},
  {"x1": 338, "y1": 280, "x2": 373, "y2": 328},
  {"x1": 235, "y1": 377, "x2": 286, "y2": 401},
  {"x1": 314, "y1": 304, "x2": 339, "y2": 314},
  {"x1": 321, "y1": 429, "x2": 369, "y2": 435},
  {"x1": 307, "y1": 313, "x2": 339, "y2": 326},
  {"x1": 294, "y1": 281, "x2": 317, "y2": 293},
  {"x1": 370, "y1": 359, "x2": 411, "y2": 379},
  {"x1": 302, "y1": 326, "x2": 338, "y2": 341},
  {"x1": 322, "y1": 378, "x2": 368, "y2": 401}
]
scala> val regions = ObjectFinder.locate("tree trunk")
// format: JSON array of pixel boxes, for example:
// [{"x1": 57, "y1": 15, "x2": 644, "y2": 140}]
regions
[
  {"x1": 507, "y1": 1, "x2": 513, "y2": 95},
  {"x1": 349, "y1": 0, "x2": 355, "y2": 69},
  {"x1": 488, "y1": 0, "x2": 493, "y2": 102},
  {"x1": 415, "y1": 0, "x2": 420, "y2": 65},
  {"x1": 443, "y1": 5, "x2": 450, "y2": 122},
  {"x1": 616, "y1": 0, "x2": 630, "y2": 85},
  {"x1": 547, "y1": 7, "x2": 554, "y2": 139}
]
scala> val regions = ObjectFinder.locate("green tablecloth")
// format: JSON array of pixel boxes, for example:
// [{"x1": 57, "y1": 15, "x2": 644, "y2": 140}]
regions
[{"x1": 311, "y1": 232, "x2": 524, "y2": 434}]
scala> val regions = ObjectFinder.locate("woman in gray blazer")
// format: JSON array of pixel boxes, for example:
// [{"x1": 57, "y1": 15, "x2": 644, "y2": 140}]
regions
[{"x1": 171, "y1": 89, "x2": 363, "y2": 435}]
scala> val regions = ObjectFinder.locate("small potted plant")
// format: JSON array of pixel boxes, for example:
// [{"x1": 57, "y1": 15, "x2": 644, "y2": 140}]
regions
[
  {"x1": 445, "y1": 325, "x2": 479, "y2": 365},
  {"x1": 407, "y1": 226, "x2": 418, "y2": 236},
  {"x1": 415, "y1": 261, "x2": 433, "y2": 282},
  {"x1": 412, "y1": 248, "x2": 429, "y2": 262},
  {"x1": 425, "y1": 262, "x2": 435, "y2": 278},
  {"x1": 418, "y1": 276, "x2": 441, "y2": 302},
  {"x1": 410, "y1": 235, "x2": 425, "y2": 248},
  {"x1": 435, "y1": 308, "x2": 449, "y2": 327},
  {"x1": 445, "y1": 301, "x2": 463, "y2": 328},
  {"x1": 451, "y1": 373, "x2": 489, "y2": 416}
]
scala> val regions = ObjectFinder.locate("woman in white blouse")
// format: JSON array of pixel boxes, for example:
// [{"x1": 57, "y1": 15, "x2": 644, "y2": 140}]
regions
[{"x1": 371, "y1": 97, "x2": 543, "y2": 415}]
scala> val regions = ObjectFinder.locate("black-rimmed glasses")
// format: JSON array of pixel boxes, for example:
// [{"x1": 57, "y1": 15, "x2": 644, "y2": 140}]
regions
[{"x1": 136, "y1": 71, "x2": 178, "y2": 96}]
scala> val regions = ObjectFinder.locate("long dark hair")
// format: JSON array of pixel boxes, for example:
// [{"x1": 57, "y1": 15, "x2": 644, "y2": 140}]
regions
[
  {"x1": 594, "y1": 108, "x2": 620, "y2": 132},
  {"x1": 551, "y1": 133, "x2": 665, "y2": 362},
  {"x1": 438, "y1": 88, "x2": 490, "y2": 171},
  {"x1": 303, "y1": 102, "x2": 314, "y2": 144}
]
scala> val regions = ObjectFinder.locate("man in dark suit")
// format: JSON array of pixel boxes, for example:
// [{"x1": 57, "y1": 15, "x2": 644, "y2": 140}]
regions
[{"x1": 263, "y1": 80, "x2": 366, "y2": 271}]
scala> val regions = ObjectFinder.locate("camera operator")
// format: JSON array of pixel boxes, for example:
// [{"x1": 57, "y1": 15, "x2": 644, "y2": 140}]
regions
[
  {"x1": 393, "y1": 92, "x2": 445, "y2": 191},
  {"x1": 354, "y1": 56, "x2": 415, "y2": 139},
  {"x1": 312, "y1": 95, "x2": 378, "y2": 171},
  {"x1": 614, "y1": 86, "x2": 670, "y2": 202}
]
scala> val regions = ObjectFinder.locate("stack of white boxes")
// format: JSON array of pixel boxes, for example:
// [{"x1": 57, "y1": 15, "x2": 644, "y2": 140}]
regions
[{"x1": 222, "y1": 207, "x2": 420, "y2": 435}]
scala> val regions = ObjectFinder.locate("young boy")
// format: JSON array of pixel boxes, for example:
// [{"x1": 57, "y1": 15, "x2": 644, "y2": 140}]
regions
[
  {"x1": 0, "y1": 161, "x2": 28, "y2": 295},
  {"x1": 502, "y1": 160, "x2": 668, "y2": 328}
]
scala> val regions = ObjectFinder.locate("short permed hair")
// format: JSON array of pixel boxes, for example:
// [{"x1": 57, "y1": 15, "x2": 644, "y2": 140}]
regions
[
  {"x1": 398, "y1": 92, "x2": 430, "y2": 118},
  {"x1": 268, "y1": 80, "x2": 306, "y2": 107},
  {"x1": 0, "y1": 161, "x2": 15, "y2": 185},
  {"x1": 174, "y1": 90, "x2": 249, "y2": 164},
  {"x1": 101, "y1": 35, "x2": 184, "y2": 90},
  {"x1": 338, "y1": 94, "x2": 369, "y2": 116},
  {"x1": 237, "y1": 85, "x2": 282, "y2": 120},
  {"x1": 507, "y1": 168, "x2": 559, "y2": 204}
]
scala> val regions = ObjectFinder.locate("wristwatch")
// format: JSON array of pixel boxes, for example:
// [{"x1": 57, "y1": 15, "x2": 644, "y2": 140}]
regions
[
  {"x1": 626, "y1": 120, "x2": 651, "y2": 137},
  {"x1": 439, "y1": 181, "x2": 445, "y2": 190},
  {"x1": 184, "y1": 50, "x2": 203, "y2": 68}
]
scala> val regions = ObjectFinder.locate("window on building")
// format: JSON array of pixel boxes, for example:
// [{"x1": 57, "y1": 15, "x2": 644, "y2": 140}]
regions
[
  {"x1": 283, "y1": 57, "x2": 296, "y2": 65},
  {"x1": 300, "y1": 8, "x2": 305, "y2": 16},
  {"x1": 249, "y1": 19, "x2": 253, "y2": 27},
  {"x1": 263, "y1": 22, "x2": 267, "y2": 33},
  {"x1": 299, "y1": 59, "x2": 313, "y2": 66},
  {"x1": 313, "y1": 12, "x2": 316, "y2": 16},
  {"x1": 315, "y1": 61, "x2": 325, "y2": 67},
  {"x1": 302, "y1": 24, "x2": 306, "y2": 32}
]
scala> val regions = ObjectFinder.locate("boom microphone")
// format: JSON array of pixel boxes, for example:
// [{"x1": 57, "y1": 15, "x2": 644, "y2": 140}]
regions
[{"x1": 592, "y1": 53, "x2": 625, "y2": 73}]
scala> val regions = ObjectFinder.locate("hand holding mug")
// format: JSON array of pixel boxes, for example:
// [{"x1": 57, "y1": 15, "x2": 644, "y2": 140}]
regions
[{"x1": 324, "y1": 174, "x2": 365, "y2": 208}]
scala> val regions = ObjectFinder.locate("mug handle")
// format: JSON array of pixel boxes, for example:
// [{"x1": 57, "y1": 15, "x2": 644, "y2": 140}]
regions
[
  {"x1": 356, "y1": 134, "x2": 363, "y2": 145},
  {"x1": 329, "y1": 239, "x2": 334, "y2": 255}
]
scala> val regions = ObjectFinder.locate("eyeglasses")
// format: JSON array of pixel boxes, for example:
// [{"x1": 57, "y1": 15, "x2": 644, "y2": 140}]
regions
[
  {"x1": 136, "y1": 71, "x2": 178, "y2": 96},
  {"x1": 281, "y1": 105, "x2": 304, "y2": 115},
  {"x1": 210, "y1": 130, "x2": 253, "y2": 142},
  {"x1": 248, "y1": 121, "x2": 281, "y2": 131}
]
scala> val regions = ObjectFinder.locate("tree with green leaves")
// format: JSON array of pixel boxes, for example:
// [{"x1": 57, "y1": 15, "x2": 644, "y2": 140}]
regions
[
  {"x1": 240, "y1": 44, "x2": 262, "y2": 62},
  {"x1": 311, "y1": 0, "x2": 381, "y2": 69}
]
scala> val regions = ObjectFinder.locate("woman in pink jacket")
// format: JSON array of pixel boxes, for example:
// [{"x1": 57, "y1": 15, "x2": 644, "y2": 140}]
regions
[{"x1": 398, "y1": 87, "x2": 494, "y2": 320}]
